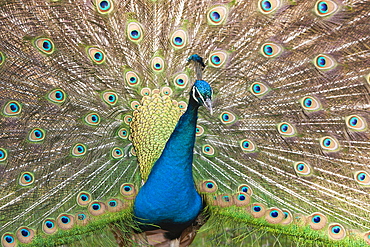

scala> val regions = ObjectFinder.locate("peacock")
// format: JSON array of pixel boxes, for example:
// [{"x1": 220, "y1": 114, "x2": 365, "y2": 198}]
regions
[{"x1": 0, "y1": 0, "x2": 369, "y2": 246}]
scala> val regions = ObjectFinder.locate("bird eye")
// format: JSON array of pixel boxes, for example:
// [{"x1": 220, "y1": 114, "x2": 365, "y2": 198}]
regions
[{"x1": 192, "y1": 87, "x2": 201, "y2": 103}]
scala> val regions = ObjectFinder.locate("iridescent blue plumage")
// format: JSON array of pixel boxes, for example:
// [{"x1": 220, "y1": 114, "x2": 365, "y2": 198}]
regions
[{"x1": 134, "y1": 77, "x2": 212, "y2": 238}]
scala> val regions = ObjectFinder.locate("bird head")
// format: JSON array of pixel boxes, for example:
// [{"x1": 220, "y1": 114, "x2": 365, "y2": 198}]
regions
[{"x1": 191, "y1": 80, "x2": 213, "y2": 114}]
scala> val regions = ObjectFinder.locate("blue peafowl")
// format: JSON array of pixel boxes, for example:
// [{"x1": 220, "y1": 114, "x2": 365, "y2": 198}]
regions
[{"x1": 0, "y1": 0, "x2": 370, "y2": 246}]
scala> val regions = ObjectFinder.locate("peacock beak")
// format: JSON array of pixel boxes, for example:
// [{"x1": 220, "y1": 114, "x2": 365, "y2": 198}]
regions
[{"x1": 204, "y1": 98, "x2": 213, "y2": 115}]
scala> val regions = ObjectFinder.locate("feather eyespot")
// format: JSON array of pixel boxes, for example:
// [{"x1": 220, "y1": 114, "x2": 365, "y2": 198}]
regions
[
  {"x1": 57, "y1": 214, "x2": 74, "y2": 230},
  {"x1": 277, "y1": 122, "x2": 296, "y2": 136},
  {"x1": 220, "y1": 111, "x2": 236, "y2": 124},
  {"x1": 127, "y1": 22, "x2": 143, "y2": 42},
  {"x1": 72, "y1": 143, "x2": 87, "y2": 157},
  {"x1": 200, "y1": 180, "x2": 218, "y2": 193},
  {"x1": 250, "y1": 82, "x2": 269, "y2": 97},
  {"x1": 364, "y1": 232, "x2": 370, "y2": 244},
  {"x1": 140, "y1": 88, "x2": 151, "y2": 96},
  {"x1": 84, "y1": 113, "x2": 100, "y2": 126},
  {"x1": 111, "y1": 147, "x2": 124, "y2": 159},
  {"x1": 250, "y1": 203, "x2": 266, "y2": 218},
  {"x1": 2, "y1": 233, "x2": 16, "y2": 247},
  {"x1": 354, "y1": 171, "x2": 370, "y2": 185},
  {"x1": 102, "y1": 92, "x2": 118, "y2": 105},
  {"x1": 315, "y1": 0, "x2": 338, "y2": 17},
  {"x1": 118, "y1": 127, "x2": 129, "y2": 139},
  {"x1": 77, "y1": 191, "x2": 92, "y2": 206},
  {"x1": 48, "y1": 89, "x2": 66, "y2": 104},
  {"x1": 215, "y1": 194, "x2": 234, "y2": 207},
  {"x1": 196, "y1": 125, "x2": 204, "y2": 137},
  {"x1": 346, "y1": 115, "x2": 367, "y2": 131},
  {"x1": 43, "y1": 219, "x2": 57, "y2": 234},
  {"x1": 16, "y1": 227, "x2": 34, "y2": 244},
  {"x1": 125, "y1": 71, "x2": 140, "y2": 86},
  {"x1": 320, "y1": 136, "x2": 339, "y2": 151},
  {"x1": 151, "y1": 57, "x2": 165, "y2": 72},
  {"x1": 77, "y1": 213, "x2": 87, "y2": 221},
  {"x1": 130, "y1": 147, "x2": 136, "y2": 156},
  {"x1": 209, "y1": 51, "x2": 227, "y2": 68},
  {"x1": 265, "y1": 208, "x2": 284, "y2": 224},
  {"x1": 108, "y1": 200, "x2": 117, "y2": 207},
  {"x1": 161, "y1": 87, "x2": 173, "y2": 96},
  {"x1": 207, "y1": 6, "x2": 228, "y2": 25},
  {"x1": 238, "y1": 184, "x2": 253, "y2": 196},
  {"x1": 300, "y1": 96, "x2": 321, "y2": 111},
  {"x1": 35, "y1": 38, "x2": 54, "y2": 54},
  {"x1": 19, "y1": 172, "x2": 35, "y2": 186},
  {"x1": 87, "y1": 47, "x2": 105, "y2": 64},
  {"x1": 96, "y1": 0, "x2": 113, "y2": 14},
  {"x1": 281, "y1": 210, "x2": 293, "y2": 225},
  {"x1": 328, "y1": 223, "x2": 346, "y2": 240},
  {"x1": 309, "y1": 213, "x2": 327, "y2": 230},
  {"x1": 123, "y1": 115, "x2": 133, "y2": 125},
  {"x1": 258, "y1": 0, "x2": 280, "y2": 14},
  {"x1": 89, "y1": 202, "x2": 106, "y2": 216},
  {"x1": 178, "y1": 101, "x2": 187, "y2": 111},
  {"x1": 3, "y1": 101, "x2": 22, "y2": 116},
  {"x1": 234, "y1": 192, "x2": 250, "y2": 207},
  {"x1": 0, "y1": 51, "x2": 5, "y2": 66},
  {"x1": 107, "y1": 198, "x2": 124, "y2": 212},
  {"x1": 240, "y1": 139, "x2": 257, "y2": 152},
  {"x1": 130, "y1": 100, "x2": 140, "y2": 110},
  {"x1": 170, "y1": 30, "x2": 187, "y2": 49},
  {"x1": 314, "y1": 54, "x2": 336, "y2": 70},
  {"x1": 0, "y1": 148, "x2": 8, "y2": 162},
  {"x1": 294, "y1": 161, "x2": 312, "y2": 176},
  {"x1": 202, "y1": 144, "x2": 215, "y2": 156},
  {"x1": 174, "y1": 74, "x2": 189, "y2": 88},
  {"x1": 120, "y1": 183, "x2": 136, "y2": 199},
  {"x1": 261, "y1": 43, "x2": 282, "y2": 58},
  {"x1": 29, "y1": 128, "x2": 45, "y2": 142}
]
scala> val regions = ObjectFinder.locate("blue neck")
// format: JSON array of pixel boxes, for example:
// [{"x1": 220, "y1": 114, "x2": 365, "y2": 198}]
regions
[{"x1": 134, "y1": 97, "x2": 202, "y2": 225}]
